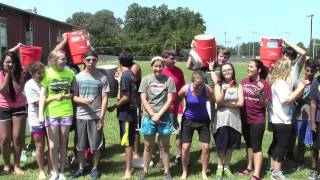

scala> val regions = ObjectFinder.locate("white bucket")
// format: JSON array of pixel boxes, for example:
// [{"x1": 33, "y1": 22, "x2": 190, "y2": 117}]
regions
[
  {"x1": 189, "y1": 49, "x2": 203, "y2": 69},
  {"x1": 97, "y1": 64, "x2": 118, "y2": 98}
]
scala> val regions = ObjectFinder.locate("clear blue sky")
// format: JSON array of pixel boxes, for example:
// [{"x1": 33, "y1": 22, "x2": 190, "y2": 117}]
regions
[{"x1": 1, "y1": 0, "x2": 319, "y2": 47}]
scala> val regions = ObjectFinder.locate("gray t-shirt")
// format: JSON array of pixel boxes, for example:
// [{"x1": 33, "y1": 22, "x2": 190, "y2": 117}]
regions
[
  {"x1": 309, "y1": 77, "x2": 320, "y2": 122},
  {"x1": 290, "y1": 56, "x2": 303, "y2": 88},
  {"x1": 138, "y1": 74, "x2": 176, "y2": 118},
  {"x1": 74, "y1": 71, "x2": 110, "y2": 120}
]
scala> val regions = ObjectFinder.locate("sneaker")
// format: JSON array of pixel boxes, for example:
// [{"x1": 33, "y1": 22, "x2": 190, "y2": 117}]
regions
[
  {"x1": 308, "y1": 169, "x2": 318, "y2": 180},
  {"x1": 174, "y1": 155, "x2": 181, "y2": 165},
  {"x1": 90, "y1": 168, "x2": 101, "y2": 180},
  {"x1": 224, "y1": 168, "x2": 235, "y2": 180},
  {"x1": 139, "y1": 171, "x2": 148, "y2": 180},
  {"x1": 58, "y1": 173, "x2": 66, "y2": 180},
  {"x1": 71, "y1": 169, "x2": 85, "y2": 179},
  {"x1": 20, "y1": 150, "x2": 28, "y2": 162},
  {"x1": 215, "y1": 167, "x2": 223, "y2": 180},
  {"x1": 164, "y1": 172, "x2": 173, "y2": 180},
  {"x1": 49, "y1": 172, "x2": 59, "y2": 180},
  {"x1": 271, "y1": 171, "x2": 286, "y2": 180}
]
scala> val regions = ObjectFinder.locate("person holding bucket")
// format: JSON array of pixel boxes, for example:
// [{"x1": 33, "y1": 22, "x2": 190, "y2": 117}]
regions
[
  {"x1": 38, "y1": 50, "x2": 75, "y2": 180},
  {"x1": 138, "y1": 56, "x2": 176, "y2": 180},
  {"x1": 0, "y1": 43, "x2": 27, "y2": 175},
  {"x1": 175, "y1": 70, "x2": 214, "y2": 180},
  {"x1": 212, "y1": 63, "x2": 244, "y2": 180}
]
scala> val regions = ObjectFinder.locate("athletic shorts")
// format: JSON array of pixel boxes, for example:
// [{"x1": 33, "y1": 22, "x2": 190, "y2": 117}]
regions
[
  {"x1": 268, "y1": 123, "x2": 292, "y2": 162},
  {"x1": 119, "y1": 120, "x2": 136, "y2": 147},
  {"x1": 214, "y1": 126, "x2": 241, "y2": 152},
  {"x1": 76, "y1": 119, "x2": 104, "y2": 151},
  {"x1": 140, "y1": 114, "x2": 174, "y2": 136},
  {"x1": 45, "y1": 116, "x2": 73, "y2": 127},
  {"x1": 0, "y1": 106, "x2": 27, "y2": 121},
  {"x1": 242, "y1": 123, "x2": 265, "y2": 153},
  {"x1": 181, "y1": 118, "x2": 210, "y2": 144},
  {"x1": 30, "y1": 125, "x2": 47, "y2": 137},
  {"x1": 136, "y1": 106, "x2": 142, "y2": 130}
]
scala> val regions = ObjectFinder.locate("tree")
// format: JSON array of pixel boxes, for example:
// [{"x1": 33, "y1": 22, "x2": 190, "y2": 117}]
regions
[{"x1": 66, "y1": 12, "x2": 92, "y2": 28}]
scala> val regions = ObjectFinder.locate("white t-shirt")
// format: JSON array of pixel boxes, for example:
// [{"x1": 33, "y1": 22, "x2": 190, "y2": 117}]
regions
[
  {"x1": 24, "y1": 79, "x2": 41, "y2": 127},
  {"x1": 269, "y1": 80, "x2": 292, "y2": 124}
]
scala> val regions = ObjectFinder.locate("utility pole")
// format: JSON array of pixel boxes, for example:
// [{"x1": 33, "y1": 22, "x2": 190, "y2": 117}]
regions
[
  {"x1": 307, "y1": 14, "x2": 314, "y2": 58},
  {"x1": 236, "y1": 36, "x2": 241, "y2": 57},
  {"x1": 224, "y1": 31, "x2": 227, "y2": 47}
]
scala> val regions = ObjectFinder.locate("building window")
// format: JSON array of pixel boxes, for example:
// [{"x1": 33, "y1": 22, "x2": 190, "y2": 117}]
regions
[
  {"x1": 0, "y1": 17, "x2": 7, "y2": 48},
  {"x1": 56, "y1": 29, "x2": 62, "y2": 42},
  {"x1": 25, "y1": 21, "x2": 33, "y2": 45}
]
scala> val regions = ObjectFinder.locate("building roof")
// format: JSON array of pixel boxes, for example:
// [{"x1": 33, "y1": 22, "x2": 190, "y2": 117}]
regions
[{"x1": 0, "y1": 3, "x2": 76, "y2": 28}]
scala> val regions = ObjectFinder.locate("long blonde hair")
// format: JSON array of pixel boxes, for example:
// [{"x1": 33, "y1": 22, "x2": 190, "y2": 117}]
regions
[{"x1": 267, "y1": 59, "x2": 292, "y2": 85}]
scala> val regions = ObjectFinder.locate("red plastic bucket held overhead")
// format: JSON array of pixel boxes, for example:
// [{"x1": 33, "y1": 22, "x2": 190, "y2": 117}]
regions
[
  {"x1": 260, "y1": 37, "x2": 283, "y2": 68},
  {"x1": 19, "y1": 46, "x2": 42, "y2": 68},
  {"x1": 193, "y1": 34, "x2": 216, "y2": 68},
  {"x1": 67, "y1": 30, "x2": 90, "y2": 65}
]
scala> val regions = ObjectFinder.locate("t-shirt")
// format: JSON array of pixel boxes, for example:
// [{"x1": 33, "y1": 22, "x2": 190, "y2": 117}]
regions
[
  {"x1": 269, "y1": 80, "x2": 292, "y2": 124},
  {"x1": 24, "y1": 79, "x2": 42, "y2": 127},
  {"x1": 0, "y1": 70, "x2": 26, "y2": 108},
  {"x1": 162, "y1": 66, "x2": 185, "y2": 115},
  {"x1": 309, "y1": 77, "x2": 320, "y2": 122},
  {"x1": 294, "y1": 81, "x2": 311, "y2": 121},
  {"x1": 41, "y1": 67, "x2": 75, "y2": 118},
  {"x1": 138, "y1": 74, "x2": 176, "y2": 118},
  {"x1": 118, "y1": 69, "x2": 137, "y2": 121},
  {"x1": 241, "y1": 78, "x2": 272, "y2": 124},
  {"x1": 74, "y1": 71, "x2": 110, "y2": 120}
]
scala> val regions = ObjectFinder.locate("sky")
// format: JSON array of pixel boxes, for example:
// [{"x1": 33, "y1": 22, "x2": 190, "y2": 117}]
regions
[{"x1": 1, "y1": 0, "x2": 319, "y2": 47}]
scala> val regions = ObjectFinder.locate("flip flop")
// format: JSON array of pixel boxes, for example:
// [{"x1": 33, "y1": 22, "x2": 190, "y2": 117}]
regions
[
  {"x1": 251, "y1": 175, "x2": 261, "y2": 180},
  {"x1": 238, "y1": 168, "x2": 253, "y2": 176}
]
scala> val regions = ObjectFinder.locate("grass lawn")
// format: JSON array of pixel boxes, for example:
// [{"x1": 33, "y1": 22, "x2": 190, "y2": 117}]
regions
[{"x1": 1, "y1": 60, "x2": 312, "y2": 180}]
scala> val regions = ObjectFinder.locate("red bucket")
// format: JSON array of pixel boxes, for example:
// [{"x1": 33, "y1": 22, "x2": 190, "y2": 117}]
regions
[
  {"x1": 193, "y1": 34, "x2": 216, "y2": 68},
  {"x1": 19, "y1": 46, "x2": 42, "y2": 68},
  {"x1": 260, "y1": 37, "x2": 283, "y2": 68},
  {"x1": 67, "y1": 30, "x2": 90, "y2": 65}
]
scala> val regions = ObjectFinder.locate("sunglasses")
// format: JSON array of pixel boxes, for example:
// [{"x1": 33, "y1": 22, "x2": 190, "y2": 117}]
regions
[{"x1": 85, "y1": 58, "x2": 97, "y2": 62}]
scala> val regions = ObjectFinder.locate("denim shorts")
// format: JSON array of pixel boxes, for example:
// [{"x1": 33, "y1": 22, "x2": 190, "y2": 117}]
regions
[{"x1": 140, "y1": 114, "x2": 174, "y2": 136}]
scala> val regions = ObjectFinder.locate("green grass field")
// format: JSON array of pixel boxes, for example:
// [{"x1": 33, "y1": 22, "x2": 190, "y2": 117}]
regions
[{"x1": 1, "y1": 61, "x2": 312, "y2": 180}]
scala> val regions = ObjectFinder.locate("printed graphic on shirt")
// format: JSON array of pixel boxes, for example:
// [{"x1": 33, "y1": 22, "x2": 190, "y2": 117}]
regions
[
  {"x1": 49, "y1": 78, "x2": 71, "y2": 95},
  {"x1": 148, "y1": 83, "x2": 168, "y2": 95},
  {"x1": 243, "y1": 83, "x2": 259, "y2": 102}
]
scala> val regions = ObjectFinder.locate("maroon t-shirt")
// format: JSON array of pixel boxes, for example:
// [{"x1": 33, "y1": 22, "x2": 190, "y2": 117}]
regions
[{"x1": 241, "y1": 78, "x2": 272, "y2": 124}]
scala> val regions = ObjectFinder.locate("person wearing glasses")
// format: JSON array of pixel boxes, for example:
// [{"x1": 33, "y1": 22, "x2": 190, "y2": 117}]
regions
[{"x1": 71, "y1": 50, "x2": 109, "y2": 179}]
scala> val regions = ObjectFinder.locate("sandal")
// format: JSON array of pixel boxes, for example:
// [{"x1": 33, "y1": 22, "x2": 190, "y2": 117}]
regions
[
  {"x1": 238, "y1": 168, "x2": 253, "y2": 176},
  {"x1": 251, "y1": 175, "x2": 261, "y2": 180}
]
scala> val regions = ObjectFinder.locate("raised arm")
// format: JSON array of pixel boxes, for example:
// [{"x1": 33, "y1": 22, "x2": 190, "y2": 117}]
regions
[
  {"x1": 53, "y1": 33, "x2": 68, "y2": 51},
  {"x1": 283, "y1": 39, "x2": 306, "y2": 67}
]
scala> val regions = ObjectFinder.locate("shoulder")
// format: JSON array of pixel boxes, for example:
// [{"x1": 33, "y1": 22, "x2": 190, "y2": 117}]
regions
[{"x1": 240, "y1": 78, "x2": 249, "y2": 84}]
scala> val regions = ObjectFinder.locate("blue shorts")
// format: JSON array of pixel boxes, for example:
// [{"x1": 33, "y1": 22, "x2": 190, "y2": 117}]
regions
[
  {"x1": 296, "y1": 120, "x2": 313, "y2": 145},
  {"x1": 140, "y1": 114, "x2": 174, "y2": 136}
]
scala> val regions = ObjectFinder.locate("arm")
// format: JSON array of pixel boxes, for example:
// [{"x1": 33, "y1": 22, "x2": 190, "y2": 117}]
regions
[
  {"x1": 285, "y1": 82, "x2": 306, "y2": 105},
  {"x1": 97, "y1": 92, "x2": 108, "y2": 130},
  {"x1": 0, "y1": 72, "x2": 11, "y2": 93},
  {"x1": 205, "y1": 85, "x2": 215, "y2": 103},
  {"x1": 130, "y1": 64, "x2": 141, "y2": 82},
  {"x1": 214, "y1": 84, "x2": 225, "y2": 104},
  {"x1": 257, "y1": 81, "x2": 270, "y2": 108},
  {"x1": 38, "y1": 87, "x2": 47, "y2": 122},
  {"x1": 221, "y1": 85, "x2": 244, "y2": 108},
  {"x1": 53, "y1": 33, "x2": 68, "y2": 51},
  {"x1": 311, "y1": 99, "x2": 318, "y2": 132},
  {"x1": 141, "y1": 92, "x2": 155, "y2": 116},
  {"x1": 283, "y1": 39, "x2": 306, "y2": 67},
  {"x1": 186, "y1": 56, "x2": 196, "y2": 71},
  {"x1": 8, "y1": 43, "x2": 23, "y2": 52},
  {"x1": 173, "y1": 85, "x2": 187, "y2": 115}
]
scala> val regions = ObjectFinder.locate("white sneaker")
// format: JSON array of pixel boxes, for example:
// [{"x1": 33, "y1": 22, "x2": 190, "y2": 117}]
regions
[
  {"x1": 58, "y1": 173, "x2": 66, "y2": 180},
  {"x1": 49, "y1": 172, "x2": 59, "y2": 180}
]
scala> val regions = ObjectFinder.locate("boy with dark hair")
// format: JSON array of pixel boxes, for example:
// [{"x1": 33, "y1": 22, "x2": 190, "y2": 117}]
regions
[{"x1": 108, "y1": 50, "x2": 137, "y2": 179}]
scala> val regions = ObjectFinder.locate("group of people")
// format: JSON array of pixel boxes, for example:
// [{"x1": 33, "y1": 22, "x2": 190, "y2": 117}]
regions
[{"x1": 0, "y1": 35, "x2": 320, "y2": 180}]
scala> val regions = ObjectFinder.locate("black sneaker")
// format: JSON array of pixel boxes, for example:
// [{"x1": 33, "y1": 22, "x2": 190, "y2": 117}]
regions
[
  {"x1": 90, "y1": 168, "x2": 101, "y2": 180},
  {"x1": 71, "y1": 169, "x2": 85, "y2": 179},
  {"x1": 174, "y1": 155, "x2": 181, "y2": 165},
  {"x1": 164, "y1": 172, "x2": 173, "y2": 180},
  {"x1": 139, "y1": 171, "x2": 148, "y2": 180}
]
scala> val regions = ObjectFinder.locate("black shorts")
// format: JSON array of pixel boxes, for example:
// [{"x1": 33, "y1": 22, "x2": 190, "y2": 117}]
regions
[
  {"x1": 313, "y1": 122, "x2": 320, "y2": 150},
  {"x1": 214, "y1": 126, "x2": 241, "y2": 152},
  {"x1": 119, "y1": 120, "x2": 135, "y2": 147},
  {"x1": 268, "y1": 123, "x2": 292, "y2": 162},
  {"x1": 242, "y1": 123, "x2": 265, "y2": 153},
  {"x1": 76, "y1": 119, "x2": 104, "y2": 151},
  {"x1": 0, "y1": 106, "x2": 27, "y2": 121},
  {"x1": 181, "y1": 119, "x2": 210, "y2": 144}
]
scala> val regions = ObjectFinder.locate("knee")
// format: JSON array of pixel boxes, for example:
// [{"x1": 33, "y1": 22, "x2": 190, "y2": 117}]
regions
[
  {"x1": 144, "y1": 144, "x2": 154, "y2": 153},
  {"x1": 201, "y1": 145, "x2": 210, "y2": 154},
  {"x1": 159, "y1": 144, "x2": 170, "y2": 152},
  {"x1": 0, "y1": 136, "x2": 11, "y2": 146},
  {"x1": 182, "y1": 145, "x2": 190, "y2": 153}
]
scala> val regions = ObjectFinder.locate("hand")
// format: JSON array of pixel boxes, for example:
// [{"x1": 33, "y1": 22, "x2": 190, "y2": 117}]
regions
[
  {"x1": 114, "y1": 71, "x2": 121, "y2": 83},
  {"x1": 304, "y1": 79, "x2": 311, "y2": 85},
  {"x1": 151, "y1": 113, "x2": 161, "y2": 122},
  {"x1": 82, "y1": 98, "x2": 94, "y2": 105},
  {"x1": 208, "y1": 58, "x2": 216, "y2": 71},
  {"x1": 257, "y1": 81, "x2": 264, "y2": 95},
  {"x1": 38, "y1": 116, "x2": 44, "y2": 123},
  {"x1": 96, "y1": 118, "x2": 104, "y2": 130},
  {"x1": 62, "y1": 33, "x2": 68, "y2": 41},
  {"x1": 63, "y1": 93, "x2": 72, "y2": 99},
  {"x1": 54, "y1": 94, "x2": 63, "y2": 101},
  {"x1": 190, "y1": 40, "x2": 196, "y2": 48},
  {"x1": 107, "y1": 104, "x2": 117, "y2": 112},
  {"x1": 312, "y1": 122, "x2": 317, "y2": 132}
]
